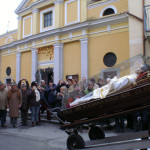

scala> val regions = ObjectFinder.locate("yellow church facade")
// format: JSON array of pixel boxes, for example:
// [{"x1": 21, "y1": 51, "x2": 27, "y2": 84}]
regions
[{"x1": 0, "y1": 0, "x2": 145, "y2": 85}]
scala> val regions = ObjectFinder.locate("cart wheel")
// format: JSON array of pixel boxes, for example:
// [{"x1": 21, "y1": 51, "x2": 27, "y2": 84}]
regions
[
  {"x1": 88, "y1": 126, "x2": 105, "y2": 140},
  {"x1": 67, "y1": 134, "x2": 85, "y2": 150}
]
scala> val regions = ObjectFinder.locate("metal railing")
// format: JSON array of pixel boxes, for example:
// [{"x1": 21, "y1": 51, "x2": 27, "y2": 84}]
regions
[{"x1": 144, "y1": 5, "x2": 150, "y2": 31}]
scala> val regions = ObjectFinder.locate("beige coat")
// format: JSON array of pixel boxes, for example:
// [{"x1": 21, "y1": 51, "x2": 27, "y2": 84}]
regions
[
  {"x1": 0, "y1": 87, "x2": 8, "y2": 110},
  {"x1": 7, "y1": 89, "x2": 22, "y2": 118}
]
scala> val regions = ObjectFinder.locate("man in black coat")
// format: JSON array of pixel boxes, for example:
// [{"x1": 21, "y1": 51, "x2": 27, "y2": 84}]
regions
[{"x1": 20, "y1": 82, "x2": 30, "y2": 126}]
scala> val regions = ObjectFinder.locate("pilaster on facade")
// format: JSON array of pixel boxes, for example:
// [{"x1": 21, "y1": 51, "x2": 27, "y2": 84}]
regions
[
  {"x1": 54, "y1": 0, "x2": 64, "y2": 28},
  {"x1": 17, "y1": 16, "x2": 22, "y2": 40},
  {"x1": 32, "y1": 8, "x2": 39, "y2": 14},
  {"x1": 53, "y1": 43, "x2": 64, "y2": 84},
  {"x1": 31, "y1": 48, "x2": 38, "y2": 82},
  {"x1": 32, "y1": 8, "x2": 39, "y2": 35},
  {"x1": 80, "y1": 37, "x2": 89, "y2": 80},
  {"x1": 16, "y1": 52, "x2": 21, "y2": 83}
]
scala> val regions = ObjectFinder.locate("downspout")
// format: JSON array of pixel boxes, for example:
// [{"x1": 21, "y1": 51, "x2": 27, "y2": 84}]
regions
[{"x1": 143, "y1": 0, "x2": 146, "y2": 56}]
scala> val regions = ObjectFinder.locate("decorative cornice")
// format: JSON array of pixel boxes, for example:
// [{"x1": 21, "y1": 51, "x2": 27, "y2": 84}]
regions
[
  {"x1": 31, "y1": 48, "x2": 37, "y2": 52},
  {"x1": 88, "y1": 0, "x2": 119, "y2": 9},
  {"x1": 53, "y1": 43, "x2": 64, "y2": 47},
  {"x1": 80, "y1": 37, "x2": 88, "y2": 43},
  {"x1": 0, "y1": 13, "x2": 128, "y2": 50},
  {"x1": 16, "y1": 52, "x2": 21, "y2": 56},
  {"x1": 32, "y1": 8, "x2": 39, "y2": 14},
  {"x1": 53, "y1": 0, "x2": 64, "y2": 5},
  {"x1": 15, "y1": 0, "x2": 53, "y2": 15},
  {"x1": 38, "y1": 60, "x2": 54, "y2": 66},
  {"x1": 17, "y1": 16, "x2": 23, "y2": 20}
]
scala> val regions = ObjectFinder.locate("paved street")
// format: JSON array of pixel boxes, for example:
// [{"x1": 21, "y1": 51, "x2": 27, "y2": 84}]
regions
[
  {"x1": 0, "y1": 117, "x2": 118, "y2": 150},
  {"x1": 0, "y1": 117, "x2": 68, "y2": 150},
  {"x1": 1, "y1": 117, "x2": 150, "y2": 150}
]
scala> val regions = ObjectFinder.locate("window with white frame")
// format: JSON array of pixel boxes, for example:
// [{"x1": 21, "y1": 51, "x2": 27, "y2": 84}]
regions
[
  {"x1": 100, "y1": 5, "x2": 117, "y2": 17},
  {"x1": 40, "y1": 7, "x2": 55, "y2": 32},
  {"x1": 103, "y1": 8, "x2": 115, "y2": 16},
  {"x1": 44, "y1": 11, "x2": 53, "y2": 28}
]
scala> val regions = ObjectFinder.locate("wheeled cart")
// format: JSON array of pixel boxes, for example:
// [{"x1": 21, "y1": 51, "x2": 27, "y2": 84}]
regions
[{"x1": 60, "y1": 76, "x2": 150, "y2": 149}]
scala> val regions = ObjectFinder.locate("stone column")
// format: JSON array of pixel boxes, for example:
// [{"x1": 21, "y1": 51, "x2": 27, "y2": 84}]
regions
[
  {"x1": 31, "y1": 48, "x2": 38, "y2": 82},
  {"x1": 16, "y1": 52, "x2": 21, "y2": 83},
  {"x1": 53, "y1": 43, "x2": 63, "y2": 84},
  {"x1": 32, "y1": 9, "x2": 39, "y2": 35},
  {"x1": 17, "y1": 16, "x2": 22, "y2": 40},
  {"x1": 54, "y1": 0, "x2": 64, "y2": 28},
  {"x1": 80, "y1": 38, "x2": 89, "y2": 80}
]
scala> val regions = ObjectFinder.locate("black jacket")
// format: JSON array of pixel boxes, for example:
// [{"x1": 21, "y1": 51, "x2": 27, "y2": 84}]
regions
[{"x1": 28, "y1": 89, "x2": 40, "y2": 107}]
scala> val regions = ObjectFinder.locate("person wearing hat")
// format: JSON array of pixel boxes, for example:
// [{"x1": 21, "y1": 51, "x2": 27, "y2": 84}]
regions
[
  {"x1": 28, "y1": 81, "x2": 40, "y2": 127},
  {"x1": 0, "y1": 81, "x2": 8, "y2": 127},
  {"x1": 7, "y1": 80, "x2": 22, "y2": 128}
]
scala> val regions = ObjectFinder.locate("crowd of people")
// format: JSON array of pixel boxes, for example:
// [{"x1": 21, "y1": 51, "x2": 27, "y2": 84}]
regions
[
  {"x1": 0, "y1": 77, "x2": 104, "y2": 128},
  {"x1": 0, "y1": 75, "x2": 149, "y2": 133}
]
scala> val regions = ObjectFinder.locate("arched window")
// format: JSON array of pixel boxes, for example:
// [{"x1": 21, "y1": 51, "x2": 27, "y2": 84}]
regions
[
  {"x1": 103, "y1": 8, "x2": 115, "y2": 16},
  {"x1": 100, "y1": 5, "x2": 117, "y2": 17}
]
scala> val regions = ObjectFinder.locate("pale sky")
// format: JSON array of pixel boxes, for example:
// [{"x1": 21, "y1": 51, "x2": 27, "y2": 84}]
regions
[{"x1": 0, "y1": 0, "x2": 22, "y2": 35}]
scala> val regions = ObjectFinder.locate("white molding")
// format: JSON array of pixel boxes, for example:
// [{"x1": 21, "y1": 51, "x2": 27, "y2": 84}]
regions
[
  {"x1": 1, "y1": 25, "x2": 128, "y2": 53},
  {"x1": 0, "y1": 13, "x2": 128, "y2": 50},
  {"x1": 53, "y1": 43, "x2": 64, "y2": 84},
  {"x1": 100, "y1": 5, "x2": 117, "y2": 17},
  {"x1": 65, "y1": 0, "x2": 80, "y2": 26},
  {"x1": 25, "y1": 43, "x2": 27, "y2": 49},
  {"x1": 23, "y1": 15, "x2": 32, "y2": 38},
  {"x1": 107, "y1": 25, "x2": 111, "y2": 32},
  {"x1": 31, "y1": 48, "x2": 38, "y2": 82},
  {"x1": 43, "y1": 38, "x2": 46, "y2": 44},
  {"x1": 89, "y1": 26, "x2": 128, "y2": 35},
  {"x1": 88, "y1": 0, "x2": 119, "y2": 9},
  {"x1": 16, "y1": 52, "x2": 21, "y2": 83},
  {"x1": 40, "y1": 7, "x2": 55, "y2": 33},
  {"x1": 17, "y1": 16, "x2": 23, "y2": 20},
  {"x1": 69, "y1": 32, "x2": 72, "y2": 39},
  {"x1": 54, "y1": 0, "x2": 64, "y2": 5},
  {"x1": 55, "y1": 35, "x2": 59, "y2": 42},
  {"x1": 0, "y1": 30, "x2": 17, "y2": 38},
  {"x1": 5, "y1": 36, "x2": 13, "y2": 44},
  {"x1": 32, "y1": 8, "x2": 39, "y2": 14},
  {"x1": 15, "y1": 0, "x2": 27, "y2": 13},
  {"x1": 38, "y1": 60, "x2": 54, "y2": 66},
  {"x1": 32, "y1": 41, "x2": 35, "y2": 46},
  {"x1": 15, "y1": 0, "x2": 45, "y2": 14},
  {"x1": 80, "y1": 37, "x2": 88, "y2": 80},
  {"x1": 17, "y1": 46, "x2": 20, "y2": 51}
]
